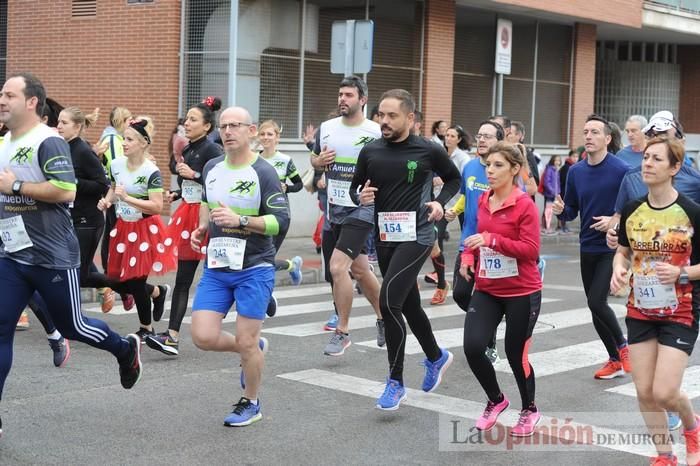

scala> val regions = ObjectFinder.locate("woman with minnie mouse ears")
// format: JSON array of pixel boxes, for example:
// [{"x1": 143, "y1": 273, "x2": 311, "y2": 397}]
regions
[
  {"x1": 145, "y1": 97, "x2": 224, "y2": 356},
  {"x1": 98, "y1": 117, "x2": 177, "y2": 342}
]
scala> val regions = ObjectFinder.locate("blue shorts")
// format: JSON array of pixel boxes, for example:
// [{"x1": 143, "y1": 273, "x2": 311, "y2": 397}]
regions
[{"x1": 192, "y1": 265, "x2": 275, "y2": 320}]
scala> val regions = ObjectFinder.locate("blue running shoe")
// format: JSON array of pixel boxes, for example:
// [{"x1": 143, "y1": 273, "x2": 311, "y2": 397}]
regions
[
  {"x1": 537, "y1": 257, "x2": 546, "y2": 282},
  {"x1": 422, "y1": 348, "x2": 453, "y2": 392},
  {"x1": 324, "y1": 313, "x2": 338, "y2": 331},
  {"x1": 224, "y1": 397, "x2": 262, "y2": 427},
  {"x1": 668, "y1": 412, "x2": 682, "y2": 431},
  {"x1": 376, "y1": 378, "x2": 406, "y2": 411},
  {"x1": 240, "y1": 337, "x2": 269, "y2": 389},
  {"x1": 289, "y1": 256, "x2": 303, "y2": 286}
]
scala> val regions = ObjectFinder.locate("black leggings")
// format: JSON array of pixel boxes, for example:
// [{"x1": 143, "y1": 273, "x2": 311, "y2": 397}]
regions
[
  {"x1": 580, "y1": 252, "x2": 627, "y2": 360},
  {"x1": 120, "y1": 277, "x2": 152, "y2": 327},
  {"x1": 169, "y1": 260, "x2": 200, "y2": 332},
  {"x1": 274, "y1": 222, "x2": 290, "y2": 272},
  {"x1": 464, "y1": 290, "x2": 541, "y2": 410},
  {"x1": 453, "y1": 254, "x2": 496, "y2": 350},
  {"x1": 377, "y1": 242, "x2": 441, "y2": 384},
  {"x1": 100, "y1": 206, "x2": 117, "y2": 275}
]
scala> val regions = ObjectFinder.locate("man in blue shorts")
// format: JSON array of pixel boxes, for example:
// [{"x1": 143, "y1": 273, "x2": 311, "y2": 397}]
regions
[{"x1": 190, "y1": 106, "x2": 289, "y2": 427}]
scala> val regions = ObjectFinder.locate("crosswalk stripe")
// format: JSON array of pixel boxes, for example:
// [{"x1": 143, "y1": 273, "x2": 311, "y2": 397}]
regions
[
  {"x1": 356, "y1": 304, "x2": 626, "y2": 354},
  {"x1": 277, "y1": 369, "x2": 655, "y2": 459},
  {"x1": 605, "y1": 365, "x2": 700, "y2": 400},
  {"x1": 492, "y1": 340, "x2": 614, "y2": 377}
]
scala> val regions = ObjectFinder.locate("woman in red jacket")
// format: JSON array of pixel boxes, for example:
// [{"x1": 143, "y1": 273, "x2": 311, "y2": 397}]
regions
[{"x1": 460, "y1": 142, "x2": 542, "y2": 437}]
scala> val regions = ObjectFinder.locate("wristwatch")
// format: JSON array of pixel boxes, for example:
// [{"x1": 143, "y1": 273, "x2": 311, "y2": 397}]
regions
[
  {"x1": 193, "y1": 171, "x2": 201, "y2": 180},
  {"x1": 239, "y1": 215, "x2": 250, "y2": 228},
  {"x1": 11, "y1": 180, "x2": 23, "y2": 195},
  {"x1": 679, "y1": 267, "x2": 690, "y2": 285}
]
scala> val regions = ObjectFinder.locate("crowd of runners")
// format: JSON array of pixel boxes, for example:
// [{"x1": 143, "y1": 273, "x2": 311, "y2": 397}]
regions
[{"x1": 0, "y1": 71, "x2": 699, "y2": 465}]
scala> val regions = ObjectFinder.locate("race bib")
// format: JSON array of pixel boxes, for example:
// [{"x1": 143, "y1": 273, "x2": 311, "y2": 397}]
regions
[
  {"x1": 478, "y1": 247, "x2": 518, "y2": 279},
  {"x1": 116, "y1": 201, "x2": 143, "y2": 222},
  {"x1": 181, "y1": 180, "x2": 203, "y2": 204},
  {"x1": 378, "y1": 211, "x2": 417, "y2": 242},
  {"x1": 207, "y1": 236, "x2": 246, "y2": 270},
  {"x1": 634, "y1": 275, "x2": 679, "y2": 315},
  {"x1": 0, "y1": 215, "x2": 33, "y2": 252},
  {"x1": 327, "y1": 179, "x2": 355, "y2": 207}
]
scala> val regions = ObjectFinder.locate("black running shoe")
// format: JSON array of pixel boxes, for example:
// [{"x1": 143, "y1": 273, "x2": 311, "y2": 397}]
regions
[
  {"x1": 135, "y1": 327, "x2": 155, "y2": 343},
  {"x1": 119, "y1": 334, "x2": 142, "y2": 389},
  {"x1": 266, "y1": 294, "x2": 278, "y2": 318},
  {"x1": 152, "y1": 284, "x2": 170, "y2": 322},
  {"x1": 145, "y1": 331, "x2": 179, "y2": 356}
]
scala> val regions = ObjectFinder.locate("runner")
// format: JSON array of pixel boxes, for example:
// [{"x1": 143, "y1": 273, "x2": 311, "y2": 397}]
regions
[
  {"x1": 98, "y1": 117, "x2": 176, "y2": 341},
  {"x1": 257, "y1": 119, "x2": 304, "y2": 316},
  {"x1": 610, "y1": 137, "x2": 700, "y2": 466},
  {"x1": 310, "y1": 76, "x2": 384, "y2": 354},
  {"x1": 461, "y1": 142, "x2": 542, "y2": 436},
  {"x1": 189, "y1": 106, "x2": 289, "y2": 427},
  {"x1": 0, "y1": 73, "x2": 142, "y2": 436},
  {"x1": 552, "y1": 114, "x2": 631, "y2": 379},
  {"x1": 350, "y1": 89, "x2": 461, "y2": 410},
  {"x1": 145, "y1": 100, "x2": 223, "y2": 356}
]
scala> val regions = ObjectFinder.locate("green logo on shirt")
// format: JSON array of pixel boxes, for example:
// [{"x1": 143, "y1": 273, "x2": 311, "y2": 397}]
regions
[
  {"x1": 11, "y1": 147, "x2": 33, "y2": 165},
  {"x1": 135, "y1": 176, "x2": 147, "y2": 185},
  {"x1": 407, "y1": 160, "x2": 418, "y2": 183},
  {"x1": 230, "y1": 180, "x2": 257, "y2": 196},
  {"x1": 273, "y1": 161, "x2": 285, "y2": 169},
  {"x1": 354, "y1": 136, "x2": 375, "y2": 147}
]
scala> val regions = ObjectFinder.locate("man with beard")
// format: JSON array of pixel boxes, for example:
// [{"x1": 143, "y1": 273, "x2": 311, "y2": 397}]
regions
[
  {"x1": 351, "y1": 89, "x2": 461, "y2": 410},
  {"x1": 310, "y1": 76, "x2": 384, "y2": 356}
]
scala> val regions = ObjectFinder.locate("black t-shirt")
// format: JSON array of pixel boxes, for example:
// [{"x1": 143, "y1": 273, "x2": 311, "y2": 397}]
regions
[
  {"x1": 170, "y1": 136, "x2": 224, "y2": 195},
  {"x1": 69, "y1": 137, "x2": 109, "y2": 225},
  {"x1": 350, "y1": 134, "x2": 461, "y2": 247}
]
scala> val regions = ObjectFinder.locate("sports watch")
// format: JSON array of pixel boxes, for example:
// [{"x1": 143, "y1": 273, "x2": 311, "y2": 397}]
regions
[
  {"x1": 678, "y1": 267, "x2": 690, "y2": 285},
  {"x1": 11, "y1": 180, "x2": 23, "y2": 195},
  {"x1": 239, "y1": 215, "x2": 250, "y2": 228}
]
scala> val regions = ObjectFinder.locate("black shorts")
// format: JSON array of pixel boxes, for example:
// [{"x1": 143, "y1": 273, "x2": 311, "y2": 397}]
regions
[
  {"x1": 626, "y1": 317, "x2": 699, "y2": 356},
  {"x1": 328, "y1": 218, "x2": 372, "y2": 260}
]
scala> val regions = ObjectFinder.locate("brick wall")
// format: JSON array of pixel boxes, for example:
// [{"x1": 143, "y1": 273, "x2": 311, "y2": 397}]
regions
[
  {"x1": 421, "y1": 0, "x2": 455, "y2": 137},
  {"x1": 678, "y1": 45, "x2": 700, "y2": 133},
  {"x1": 493, "y1": 0, "x2": 643, "y2": 28},
  {"x1": 7, "y1": 0, "x2": 181, "y2": 194},
  {"x1": 569, "y1": 23, "x2": 597, "y2": 149}
]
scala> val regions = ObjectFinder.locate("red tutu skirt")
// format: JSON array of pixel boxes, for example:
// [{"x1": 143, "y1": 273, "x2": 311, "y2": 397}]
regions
[
  {"x1": 167, "y1": 201, "x2": 205, "y2": 261},
  {"x1": 107, "y1": 216, "x2": 178, "y2": 281}
]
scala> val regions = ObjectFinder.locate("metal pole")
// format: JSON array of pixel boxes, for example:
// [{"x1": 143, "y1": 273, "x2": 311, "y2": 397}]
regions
[
  {"x1": 297, "y1": 0, "x2": 307, "y2": 138},
  {"x1": 344, "y1": 19, "x2": 356, "y2": 77},
  {"x1": 177, "y1": 0, "x2": 186, "y2": 118},
  {"x1": 228, "y1": 0, "x2": 239, "y2": 107},
  {"x1": 530, "y1": 21, "x2": 539, "y2": 145},
  {"x1": 418, "y1": 0, "x2": 425, "y2": 111},
  {"x1": 363, "y1": 0, "x2": 369, "y2": 119},
  {"x1": 566, "y1": 27, "x2": 575, "y2": 148},
  {"x1": 496, "y1": 73, "x2": 503, "y2": 114}
]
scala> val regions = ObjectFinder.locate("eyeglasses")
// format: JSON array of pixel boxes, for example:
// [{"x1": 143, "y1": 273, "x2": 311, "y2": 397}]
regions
[
  {"x1": 475, "y1": 133, "x2": 496, "y2": 140},
  {"x1": 219, "y1": 122, "x2": 252, "y2": 131}
]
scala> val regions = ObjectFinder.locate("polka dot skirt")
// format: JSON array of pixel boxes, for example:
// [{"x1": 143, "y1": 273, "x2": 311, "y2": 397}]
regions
[{"x1": 167, "y1": 201, "x2": 205, "y2": 261}]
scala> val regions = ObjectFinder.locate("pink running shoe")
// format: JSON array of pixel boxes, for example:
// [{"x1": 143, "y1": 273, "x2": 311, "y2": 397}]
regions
[
  {"x1": 475, "y1": 394, "x2": 510, "y2": 431},
  {"x1": 511, "y1": 409, "x2": 541, "y2": 437}
]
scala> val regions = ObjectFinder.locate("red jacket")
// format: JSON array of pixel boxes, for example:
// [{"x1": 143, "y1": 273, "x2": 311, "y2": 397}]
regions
[{"x1": 461, "y1": 188, "x2": 542, "y2": 297}]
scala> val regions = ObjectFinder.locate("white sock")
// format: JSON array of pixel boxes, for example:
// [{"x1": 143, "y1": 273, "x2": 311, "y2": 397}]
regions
[
  {"x1": 47, "y1": 330, "x2": 61, "y2": 341},
  {"x1": 248, "y1": 398, "x2": 258, "y2": 405}
]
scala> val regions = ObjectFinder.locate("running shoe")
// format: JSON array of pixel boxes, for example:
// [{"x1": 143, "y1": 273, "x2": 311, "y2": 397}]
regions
[
  {"x1": 16, "y1": 311, "x2": 29, "y2": 330},
  {"x1": 485, "y1": 346, "x2": 500, "y2": 364},
  {"x1": 48, "y1": 336, "x2": 70, "y2": 368},
  {"x1": 0, "y1": 415, "x2": 2, "y2": 438},
  {"x1": 99, "y1": 287, "x2": 115, "y2": 313},
  {"x1": 266, "y1": 294, "x2": 278, "y2": 318},
  {"x1": 119, "y1": 334, "x2": 142, "y2": 389},
  {"x1": 289, "y1": 256, "x2": 303, "y2": 286},
  {"x1": 475, "y1": 394, "x2": 510, "y2": 431},
  {"x1": 152, "y1": 284, "x2": 170, "y2": 322},
  {"x1": 537, "y1": 257, "x2": 546, "y2": 282},
  {"x1": 135, "y1": 327, "x2": 155, "y2": 344},
  {"x1": 422, "y1": 348, "x2": 453, "y2": 392},
  {"x1": 145, "y1": 331, "x2": 179, "y2": 356},
  {"x1": 431, "y1": 283, "x2": 450, "y2": 305},
  {"x1": 376, "y1": 378, "x2": 406, "y2": 411},
  {"x1": 376, "y1": 319, "x2": 386, "y2": 348},
  {"x1": 122, "y1": 293, "x2": 135, "y2": 311},
  {"x1": 367, "y1": 252, "x2": 378, "y2": 265},
  {"x1": 224, "y1": 397, "x2": 262, "y2": 427},
  {"x1": 355, "y1": 282, "x2": 363, "y2": 295},
  {"x1": 594, "y1": 359, "x2": 625, "y2": 379},
  {"x1": 323, "y1": 313, "x2": 338, "y2": 331},
  {"x1": 668, "y1": 412, "x2": 682, "y2": 431},
  {"x1": 324, "y1": 330, "x2": 351, "y2": 356},
  {"x1": 424, "y1": 272, "x2": 438, "y2": 285},
  {"x1": 511, "y1": 409, "x2": 541, "y2": 437},
  {"x1": 684, "y1": 415, "x2": 700, "y2": 466},
  {"x1": 650, "y1": 455, "x2": 678, "y2": 466},
  {"x1": 618, "y1": 345, "x2": 632, "y2": 373},
  {"x1": 240, "y1": 337, "x2": 269, "y2": 389}
]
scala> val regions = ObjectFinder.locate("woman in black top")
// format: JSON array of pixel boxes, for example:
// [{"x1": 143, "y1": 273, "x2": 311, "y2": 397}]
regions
[{"x1": 145, "y1": 100, "x2": 223, "y2": 356}]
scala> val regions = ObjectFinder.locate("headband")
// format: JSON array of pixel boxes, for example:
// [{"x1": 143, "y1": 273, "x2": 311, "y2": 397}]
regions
[{"x1": 130, "y1": 120, "x2": 151, "y2": 144}]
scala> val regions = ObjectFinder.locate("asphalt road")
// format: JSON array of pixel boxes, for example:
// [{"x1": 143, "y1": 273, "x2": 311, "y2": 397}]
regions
[{"x1": 2, "y1": 241, "x2": 696, "y2": 465}]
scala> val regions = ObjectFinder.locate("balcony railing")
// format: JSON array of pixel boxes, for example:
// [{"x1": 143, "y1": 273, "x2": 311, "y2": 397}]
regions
[{"x1": 646, "y1": 0, "x2": 700, "y2": 14}]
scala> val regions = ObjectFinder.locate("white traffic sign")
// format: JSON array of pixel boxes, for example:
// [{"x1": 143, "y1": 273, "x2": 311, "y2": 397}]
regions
[
  {"x1": 495, "y1": 18, "x2": 512, "y2": 75},
  {"x1": 331, "y1": 19, "x2": 374, "y2": 75}
]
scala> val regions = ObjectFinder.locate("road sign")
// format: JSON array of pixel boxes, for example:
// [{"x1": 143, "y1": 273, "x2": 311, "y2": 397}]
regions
[
  {"x1": 495, "y1": 18, "x2": 512, "y2": 75},
  {"x1": 331, "y1": 19, "x2": 374, "y2": 75}
]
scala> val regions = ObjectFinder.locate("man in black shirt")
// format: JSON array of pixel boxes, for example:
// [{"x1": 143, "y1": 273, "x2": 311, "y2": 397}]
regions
[{"x1": 351, "y1": 89, "x2": 461, "y2": 411}]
